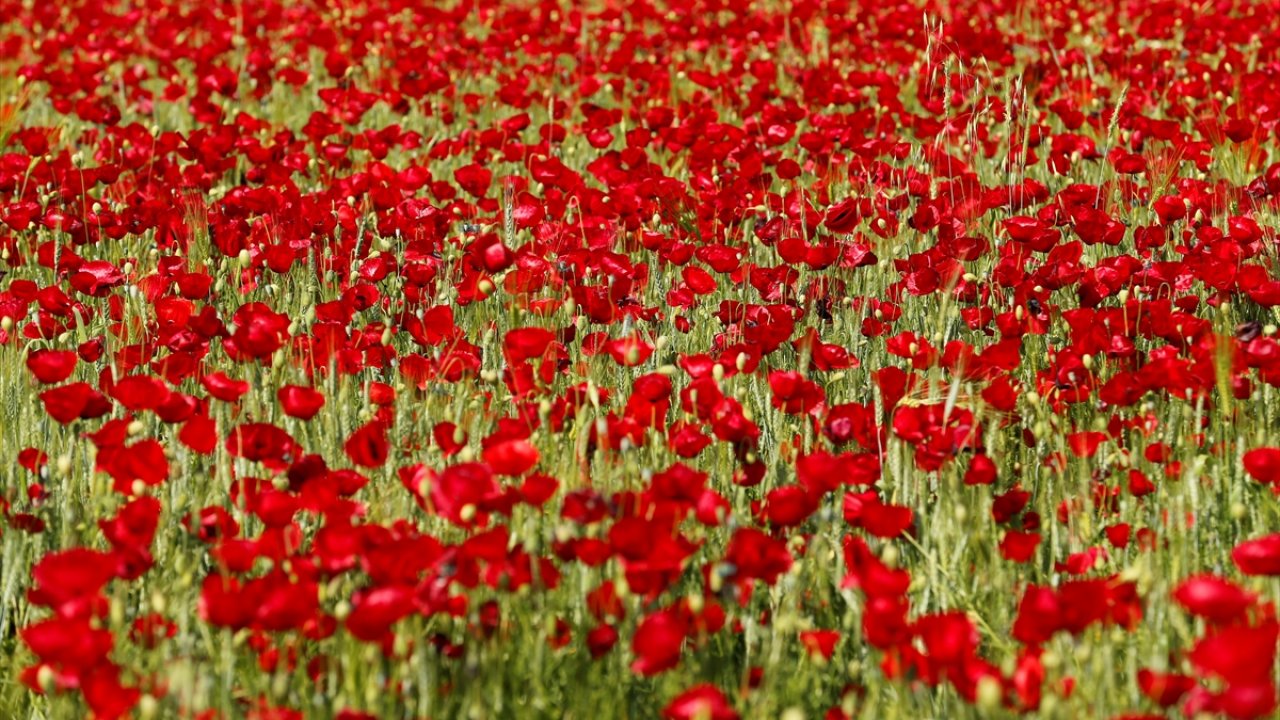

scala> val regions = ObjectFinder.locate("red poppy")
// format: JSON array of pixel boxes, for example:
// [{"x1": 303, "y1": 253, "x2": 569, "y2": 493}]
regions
[
  {"x1": 1233, "y1": 535, "x2": 1280, "y2": 576},
  {"x1": 278, "y1": 385, "x2": 326, "y2": 420},
  {"x1": 1244, "y1": 448, "x2": 1280, "y2": 484},
  {"x1": 663, "y1": 684, "x2": 738, "y2": 720},
  {"x1": 26, "y1": 350, "x2": 77, "y2": 384},
  {"x1": 799, "y1": 629, "x2": 840, "y2": 661},
  {"x1": 631, "y1": 607, "x2": 688, "y2": 676},
  {"x1": 202, "y1": 372, "x2": 250, "y2": 402},
  {"x1": 1174, "y1": 575, "x2": 1254, "y2": 625},
  {"x1": 344, "y1": 421, "x2": 389, "y2": 468},
  {"x1": 40, "y1": 383, "x2": 111, "y2": 424}
]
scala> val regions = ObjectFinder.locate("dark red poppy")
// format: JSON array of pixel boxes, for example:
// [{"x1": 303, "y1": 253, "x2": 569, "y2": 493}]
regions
[{"x1": 344, "y1": 421, "x2": 389, "y2": 468}]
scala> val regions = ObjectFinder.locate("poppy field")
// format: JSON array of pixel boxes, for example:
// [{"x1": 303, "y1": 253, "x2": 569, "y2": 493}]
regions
[{"x1": 6, "y1": 0, "x2": 1280, "y2": 717}]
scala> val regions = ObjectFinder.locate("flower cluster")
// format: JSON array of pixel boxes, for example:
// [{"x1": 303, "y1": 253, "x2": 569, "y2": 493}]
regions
[{"x1": 4, "y1": 0, "x2": 1280, "y2": 717}]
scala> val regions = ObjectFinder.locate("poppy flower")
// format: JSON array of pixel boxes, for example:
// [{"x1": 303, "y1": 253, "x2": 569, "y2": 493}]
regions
[
  {"x1": 1233, "y1": 535, "x2": 1280, "y2": 576},
  {"x1": 226, "y1": 423, "x2": 300, "y2": 467},
  {"x1": 1188, "y1": 620, "x2": 1279, "y2": 688},
  {"x1": 40, "y1": 383, "x2": 111, "y2": 424},
  {"x1": 109, "y1": 375, "x2": 171, "y2": 411},
  {"x1": 344, "y1": 421, "x2": 389, "y2": 468},
  {"x1": 345, "y1": 586, "x2": 416, "y2": 643},
  {"x1": 278, "y1": 385, "x2": 326, "y2": 420},
  {"x1": 482, "y1": 438, "x2": 539, "y2": 476},
  {"x1": 630, "y1": 608, "x2": 687, "y2": 676},
  {"x1": 418, "y1": 463, "x2": 500, "y2": 527},
  {"x1": 22, "y1": 617, "x2": 116, "y2": 670},
  {"x1": 26, "y1": 350, "x2": 77, "y2": 384},
  {"x1": 1244, "y1": 448, "x2": 1280, "y2": 484},
  {"x1": 999, "y1": 531, "x2": 1042, "y2": 563},
  {"x1": 587, "y1": 624, "x2": 619, "y2": 659},
  {"x1": 1136, "y1": 668, "x2": 1197, "y2": 707},
  {"x1": 768, "y1": 371, "x2": 825, "y2": 415},
  {"x1": 722, "y1": 527, "x2": 792, "y2": 586},
  {"x1": 1173, "y1": 575, "x2": 1254, "y2": 625},
  {"x1": 68, "y1": 261, "x2": 125, "y2": 297},
  {"x1": 663, "y1": 684, "x2": 738, "y2": 720},
  {"x1": 799, "y1": 629, "x2": 840, "y2": 661},
  {"x1": 27, "y1": 548, "x2": 118, "y2": 615},
  {"x1": 201, "y1": 371, "x2": 250, "y2": 402}
]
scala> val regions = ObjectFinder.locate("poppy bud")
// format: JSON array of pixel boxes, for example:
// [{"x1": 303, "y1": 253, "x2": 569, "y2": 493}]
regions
[
  {"x1": 976, "y1": 676, "x2": 1002, "y2": 710},
  {"x1": 880, "y1": 544, "x2": 899, "y2": 569},
  {"x1": 36, "y1": 665, "x2": 55, "y2": 693},
  {"x1": 708, "y1": 568, "x2": 724, "y2": 593}
]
